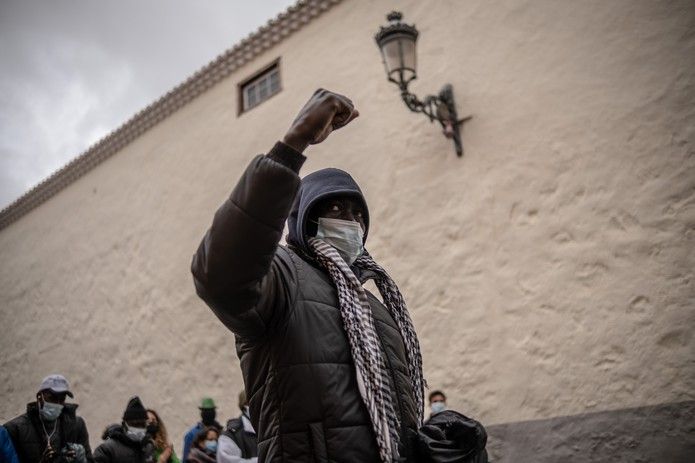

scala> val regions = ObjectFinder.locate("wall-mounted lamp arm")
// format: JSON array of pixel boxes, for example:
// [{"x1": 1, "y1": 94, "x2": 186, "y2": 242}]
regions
[{"x1": 398, "y1": 83, "x2": 472, "y2": 157}]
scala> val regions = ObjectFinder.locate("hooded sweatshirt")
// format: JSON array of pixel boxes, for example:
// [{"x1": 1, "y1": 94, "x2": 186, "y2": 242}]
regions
[{"x1": 286, "y1": 167, "x2": 370, "y2": 250}]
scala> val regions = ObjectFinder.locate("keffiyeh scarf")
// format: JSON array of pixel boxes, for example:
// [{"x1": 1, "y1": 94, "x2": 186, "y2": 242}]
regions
[{"x1": 308, "y1": 237, "x2": 426, "y2": 462}]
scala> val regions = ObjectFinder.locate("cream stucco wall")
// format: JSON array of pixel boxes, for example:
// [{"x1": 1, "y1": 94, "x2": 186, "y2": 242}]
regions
[{"x1": 2, "y1": 0, "x2": 694, "y2": 455}]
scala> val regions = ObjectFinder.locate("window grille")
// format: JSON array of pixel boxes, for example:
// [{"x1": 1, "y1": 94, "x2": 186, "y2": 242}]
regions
[{"x1": 240, "y1": 62, "x2": 281, "y2": 113}]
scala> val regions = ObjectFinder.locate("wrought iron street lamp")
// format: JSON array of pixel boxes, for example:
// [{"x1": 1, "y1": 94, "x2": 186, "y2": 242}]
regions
[{"x1": 375, "y1": 11, "x2": 471, "y2": 157}]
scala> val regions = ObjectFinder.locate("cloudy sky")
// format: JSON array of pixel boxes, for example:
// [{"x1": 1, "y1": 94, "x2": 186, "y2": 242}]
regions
[{"x1": 0, "y1": 0, "x2": 296, "y2": 209}]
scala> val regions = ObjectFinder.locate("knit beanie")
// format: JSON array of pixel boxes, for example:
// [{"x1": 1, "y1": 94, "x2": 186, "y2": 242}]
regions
[{"x1": 122, "y1": 396, "x2": 147, "y2": 422}]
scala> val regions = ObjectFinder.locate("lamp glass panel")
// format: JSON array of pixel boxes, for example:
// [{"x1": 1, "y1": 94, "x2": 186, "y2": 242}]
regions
[
  {"x1": 399, "y1": 38, "x2": 417, "y2": 75},
  {"x1": 381, "y1": 39, "x2": 402, "y2": 76}
]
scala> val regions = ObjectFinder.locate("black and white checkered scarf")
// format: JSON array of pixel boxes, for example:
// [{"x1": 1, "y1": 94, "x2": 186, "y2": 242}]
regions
[{"x1": 308, "y1": 237, "x2": 426, "y2": 463}]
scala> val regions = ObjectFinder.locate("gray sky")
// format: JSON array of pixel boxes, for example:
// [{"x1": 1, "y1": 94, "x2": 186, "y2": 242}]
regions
[{"x1": 0, "y1": 0, "x2": 297, "y2": 209}]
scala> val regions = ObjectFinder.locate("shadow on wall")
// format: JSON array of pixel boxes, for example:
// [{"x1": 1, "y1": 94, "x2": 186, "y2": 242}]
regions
[{"x1": 486, "y1": 401, "x2": 695, "y2": 462}]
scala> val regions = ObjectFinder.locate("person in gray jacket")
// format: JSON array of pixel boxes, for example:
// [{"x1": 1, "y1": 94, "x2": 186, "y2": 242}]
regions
[{"x1": 192, "y1": 89, "x2": 426, "y2": 462}]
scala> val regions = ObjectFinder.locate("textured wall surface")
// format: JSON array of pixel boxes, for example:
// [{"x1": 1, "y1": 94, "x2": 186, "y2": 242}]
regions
[{"x1": 1, "y1": 0, "x2": 694, "y2": 459}]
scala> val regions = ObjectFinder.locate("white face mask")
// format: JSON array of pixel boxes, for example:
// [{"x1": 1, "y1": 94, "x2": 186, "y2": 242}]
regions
[
  {"x1": 431, "y1": 402, "x2": 446, "y2": 415},
  {"x1": 126, "y1": 426, "x2": 147, "y2": 442},
  {"x1": 316, "y1": 217, "x2": 364, "y2": 265},
  {"x1": 39, "y1": 401, "x2": 64, "y2": 422}
]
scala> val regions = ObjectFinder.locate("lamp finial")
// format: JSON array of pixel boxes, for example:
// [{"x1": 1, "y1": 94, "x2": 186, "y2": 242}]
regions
[{"x1": 386, "y1": 11, "x2": 402, "y2": 22}]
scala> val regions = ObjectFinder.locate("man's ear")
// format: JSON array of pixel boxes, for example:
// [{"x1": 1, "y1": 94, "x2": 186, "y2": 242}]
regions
[{"x1": 36, "y1": 392, "x2": 43, "y2": 406}]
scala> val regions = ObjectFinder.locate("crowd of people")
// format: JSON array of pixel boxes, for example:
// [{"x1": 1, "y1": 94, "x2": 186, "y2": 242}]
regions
[
  {"x1": 1, "y1": 374, "x2": 260, "y2": 463},
  {"x1": 1, "y1": 374, "x2": 451, "y2": 463}
]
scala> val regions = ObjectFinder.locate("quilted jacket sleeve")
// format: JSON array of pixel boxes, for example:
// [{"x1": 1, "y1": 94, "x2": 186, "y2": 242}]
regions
[
  {"x1": 75, "y1": 416, "x2": 94, "y2": 462},
  {"x1": 92, "y1": 443, "x2": 112, "y2": 463},
  {"x1": 191, "y1": 142, "x2": 305, "y2": 339}
]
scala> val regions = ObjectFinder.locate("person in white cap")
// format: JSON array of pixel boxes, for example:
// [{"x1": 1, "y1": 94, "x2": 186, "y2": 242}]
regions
[{"x1": 3, "y1": 374, "x2": 92, "y2": 462}]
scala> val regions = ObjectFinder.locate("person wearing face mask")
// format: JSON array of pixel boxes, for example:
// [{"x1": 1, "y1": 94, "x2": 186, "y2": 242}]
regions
[
  {"x1": 146, "y1": 409, "x2": 179, "y2": 463},
  {"x1": 93, "y1": 396, "x2": 154, "y2": 463},
  {"x1": 182, "y1": 398, "x2": 221, "y2": 463},
  {"x1": 186, "y1": 428, "x2": 219, "y2": 463},
  {"x1": 3, "y1": 374, "x2": 93, "y2": 463},
  {"x1": 191, "y1": 89, "x2": 426, "y2": 462},
  {"x1": 216, "y1": 391, "x2": 257, "y2": 463},
  {"x1": 426, "y1": 390, "x2": 448, "y2": 422}
]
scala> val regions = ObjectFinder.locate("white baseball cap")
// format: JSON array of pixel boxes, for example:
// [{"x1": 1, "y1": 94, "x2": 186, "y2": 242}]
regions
[{"x1": 38, "y1": 374, "x2": 74, "y2": 398}]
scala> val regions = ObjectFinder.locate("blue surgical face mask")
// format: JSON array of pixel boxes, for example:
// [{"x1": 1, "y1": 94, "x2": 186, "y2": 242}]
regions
[
  {"x1": 316, "y1": 217, "x2": 364, "y2": 265},
  {"x1": 204, "y1": 440, "x2": 218, "y2": 453},
  {"x1": 431, "y1": 401, "x2": 446, "y2": 415},
  {"x1": 39, "y1": 401, "x2": 64, "y2": 422}
]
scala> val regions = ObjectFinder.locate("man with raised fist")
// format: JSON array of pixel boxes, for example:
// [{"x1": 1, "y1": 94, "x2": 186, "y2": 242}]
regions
[{"x1": 192, "y1": 89, "x2": 425, "y2": 462}]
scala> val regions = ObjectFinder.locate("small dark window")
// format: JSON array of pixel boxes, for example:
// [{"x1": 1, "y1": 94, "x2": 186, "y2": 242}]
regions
[{"x1": 239, "y1": 60, "x2": 281, "y2": 114}]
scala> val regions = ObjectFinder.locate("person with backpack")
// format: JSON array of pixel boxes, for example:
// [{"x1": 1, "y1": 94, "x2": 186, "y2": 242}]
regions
[{"x1": 216, "y1": 391, "x2": 257, "y2": 463}]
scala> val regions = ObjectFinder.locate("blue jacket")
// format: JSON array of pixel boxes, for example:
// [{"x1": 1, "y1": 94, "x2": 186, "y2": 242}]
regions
[
  {"x1": 0, "y1": 425, "x2": 20, "y2": 463},
  {"x1": 182, "y1": 422, "x2": 203, "y2": 462}
]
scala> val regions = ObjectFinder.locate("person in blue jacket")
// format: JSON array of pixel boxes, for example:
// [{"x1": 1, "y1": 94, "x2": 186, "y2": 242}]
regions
[
  {"x1": 181, "y1": 398, "x2": 221, "y2": 462},
  {"x1": 0, "y1": 425, "x2": 20, "y2": 463}
]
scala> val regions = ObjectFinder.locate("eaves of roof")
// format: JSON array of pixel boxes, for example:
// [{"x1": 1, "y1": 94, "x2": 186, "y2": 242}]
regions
[{"x1": 0, "y1": 0, "x2": 344, "y2": 231}]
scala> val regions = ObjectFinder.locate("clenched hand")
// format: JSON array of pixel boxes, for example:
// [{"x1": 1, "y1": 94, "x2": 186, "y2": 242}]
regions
[{"x1": 283, "y1": 89, "x2": 359, "y2": 153}]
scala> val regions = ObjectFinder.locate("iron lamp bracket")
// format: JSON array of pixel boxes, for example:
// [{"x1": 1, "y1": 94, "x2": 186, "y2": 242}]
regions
[{"x1": 399, "y1": 83, "x2": 471, "y2": 157}]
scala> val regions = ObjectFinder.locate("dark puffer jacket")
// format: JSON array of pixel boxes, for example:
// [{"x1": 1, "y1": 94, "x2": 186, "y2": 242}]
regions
[
  {"x1": 3, "y1": 402, "x2": 93, "y2": 463},
  {"x1": 192, "y1": 142, "x2": 419, "y2": 462},
  {"x1": 93, "y1": 426, "x2": 154, "y2": 463}
]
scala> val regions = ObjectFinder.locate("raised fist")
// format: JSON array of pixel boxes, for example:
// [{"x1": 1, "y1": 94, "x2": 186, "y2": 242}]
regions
[{"x1": 283, "y1": 89, "x2": 359, "y2": 152}]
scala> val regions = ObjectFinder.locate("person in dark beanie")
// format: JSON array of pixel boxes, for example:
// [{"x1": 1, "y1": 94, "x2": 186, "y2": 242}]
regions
[
  {"x1": 3, "y1": 374, "x2": 92, "y2": 462},
  {"x1": 181, "y1": 398, "x2": 221, "y2": 463},
  {"x1": 191, "y1": 89, "x2": 426, "y2": 462},
  {"x1": 93, "y1": 396, "x2": 154, "y2": 463},
  {"x1": 217, "y1": 391, "x2": 257, "y2": 463}
]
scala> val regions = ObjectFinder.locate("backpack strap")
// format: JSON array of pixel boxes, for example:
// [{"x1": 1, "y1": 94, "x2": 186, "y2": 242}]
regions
[{"x1": 222, "y1": 418, "x2": 243, "y2": 438}]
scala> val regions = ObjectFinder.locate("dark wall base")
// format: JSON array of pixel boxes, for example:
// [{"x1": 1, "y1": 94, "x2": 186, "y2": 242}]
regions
[{"x1": 485, "y1": 400, "x2": 695, "y2": 462}]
